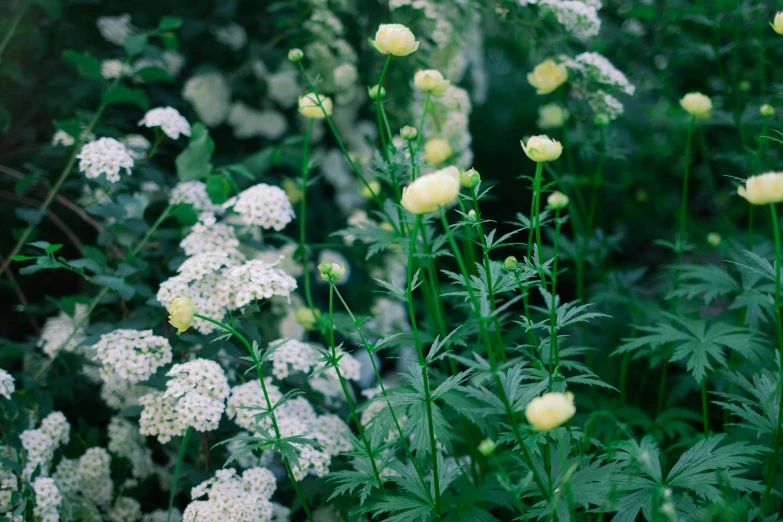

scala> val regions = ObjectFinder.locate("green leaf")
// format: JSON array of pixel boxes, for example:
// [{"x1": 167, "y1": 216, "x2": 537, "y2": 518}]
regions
[
  {"x1": 176, "y1": 123, "x2": 214, "y2": 182},
  {"x1": 44, "y1": 244, "x2": 63, "y2": 255},
  {"x1": 62, "y1": 50, "x2": 102, "y2": 80},
  {"x1": 205, "y1": 174, "x2": 232, "y2": 204},
  {"x1": 101, "y1": 86, "x2": 149, "y2": 110},
  {"x1": 31, "y1": 0, "x2": 62, "y2": 18},
  {"x1": 92, "y1": 275, "x2": 135, "y2": 300},
  {"x1": 133, "y1": 66, "x2": 174, "y2": 83},
  {"x1": 19, "y1": 256, "x2": 61, "y2": 275},
  {"x1": 15, "y1": 208, "x2": 44, "y2": 225},
  {"x1": 123, "y1": 33, "x2": 149, "y2": 56},
  {"x1": 157, "y1": 16, "x2": 183, "y2": 31}
]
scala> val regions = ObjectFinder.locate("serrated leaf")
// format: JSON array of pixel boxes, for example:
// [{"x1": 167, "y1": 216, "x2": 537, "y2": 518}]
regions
[{"x1": 176, "y1": 123, "x2": 214, "y2": 182}]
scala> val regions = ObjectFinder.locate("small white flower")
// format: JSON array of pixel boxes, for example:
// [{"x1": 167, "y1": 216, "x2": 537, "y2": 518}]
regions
[
  {"x1": 212, "y1": 23, "x2": 247, "y2": 51},
  {"x1": 76, "y1": 137, "x2": 134, "y2": 183},
  {"x1": 101, "y1": 59, "x2": 131, "y2": 79},
  {"x1": 96, "y1": 14, "x2": 135, "y2": 45},
  {"x1": 0, "y1": 369, "x2": 14, "y2": 399},
  {"x1": 139, "y1": 107, "x2": 192, "y2": 140},
  {"x1": 227, "y1": 183, "x2": 295, "y2": 230}
]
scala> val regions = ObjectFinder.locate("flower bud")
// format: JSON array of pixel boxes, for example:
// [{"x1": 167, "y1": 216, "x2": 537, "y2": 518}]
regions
[
  {"x1": 460, "y1": 168, "x2": 480, "y2": 188},
  {"x1": 467, "y1": 209, "x2": 477, "y2": 221},
  {"x1": 772, "y1": 12, "x2": 783, "y2": 35},
  {"x1": 739, "y1": 80, "x2": 751, "y2": 93},
  {"x1": 737, "y1": 172, "x2": 783, "y2": 205},
  {"x1": 401, "y1": 166, "x2": 460, "y2": 214},
  {"x1": 537, "y1": 103, "x2": 569, "y2": 129},
  {"x1": 168, "y1": 295, "x2": 195, "y2": 335},
  {"x1": 371, "y1": 23, "x2": 419, "y2": 56},
  {"x1": 318, "y1": 260, "x2": 345, "y2": 281},
  {"x1": 298, "y1": 93, "x2": 333, "y2": 119},
  {"x1": 593, "y1": 113, "x2": 610, "y2": 127},
  {"x1": 283, "y1": 178, "x2": 303, "y2": 204},
  {"x1": 400, "y1": 125, "x2": 417, "y2": 140},
  {"x1": 423, "y1": 138, "x2": 452, "y2": 166},
  {"x1": 287, "y1": 48, "x2": 304, "y2": 62},
  {"x1": 761, "y1": 104, "x2": 775, "y2": 117},
  {"x1": 547, "y1": 191, "x2": 569, "y2": 209},
  {"x1": 414, "y1": 69, "x2": 450, "y2": 97},
  {"x1": 295, "y1": 307, "x2": 320, "y2": 330},
  {"x1": 527, "y1": 59, "x2": 568, "y2": 95},
  {"x1": 521, "y1": 135, "x2": 562, "y2": 162},
  {"x1": 504, "y1": 256, "x2": 519, "y2": 270},
  {"x1": 680, "y1": 92, "x2": 712, "y2": 118},
  {"x1": 361, "y1": 179, "x2": 381, "y2": 199},
  {"x1": 368, "y1": 84, "x2": 386, "y2": 100},
  {"x1": 525, "y1": 391, "x2": 576, "y2": 432},
  {"x1": 477, "y1": 438, "x2": 496, "y2": 456},
  {"x1": 706, "y1": 233, "x2": 721, "y2": 247}
]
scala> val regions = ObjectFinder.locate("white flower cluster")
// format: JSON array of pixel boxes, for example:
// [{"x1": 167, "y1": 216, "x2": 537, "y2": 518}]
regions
[
  {"x1": 139, "y1": 107, "x2": 192, "y2": 140},
  {"x1": 227, "y1": 102, "x2": 288, "y2": 140},
  {"x1": 38, "y1": 305, "x2": 89, "y2": 358},
  {"x1": 134, "y1": 50, "x2": 186, "y2": 79},
  {"x1": 51, "y1": 130, "x2": 76, "y2": 147},
  {"x1": 371, "y1": 298, "x2": 410, "y2": 335},
  {"x1": 569, "y1": 52, "x2": 635, "y2": 95},
  {"x1": 183, "y1": 73, "x2": 231, "y2": 127},
  {"x1": 226, "y1": 380, "x2": 351, "y2": 480},
  {"x1": 93, "y1": 329, "x2": 173, "y2": 383},
  {"x1": 211, "y1": 23, "x2": 248, "y2": 51},
  {"x1": 140, "y1": 359, "x2": 230, "y2": 441},
  {"x1": 96, "y1": 14, "x2": 135, "y2": 45},
  {"x1": 587, "y1": 90, "x2": 625, "y2": 121},
  {"x1": 33, "y1": 477, "x2": 62, "y2": 522},
  {"x1": 107, "y1": 417, "x2": 155, "y2": 479},
  {"x1": 101, "y1": 375, "x2": 152, "y2": 410},
  {"x1": 101, "y1": 59, "x2": 132, "y2": 80},
  {"x1": 180, "y1": 221, "x2": 242, "y2": 257},
  {"x1": 21, "y1": 411, "x2": 70, "y2": 479},
  {"x1": 269, "y1": 339, "x2": 318, "y2": 379},
  {"x1": 255, "y1": 243, "x2": 303, "y2": 278},
  {"x1": 77, "y1": 137, "x2": 135, "y2": 183},
  {"x1": 226, "y1": 183, "x2": 295, "y2": 230},
  {"x1": 107, "y1": 496, "x2": 142, "y2": 522},
  {"x1": 0, "y1": 369, "x2": 14, "y2": 399},
  {"x1": 170, "y1": 181, "x2": 220, "y2": 213},
  {"x1": 54, "y1": 447, "x2": 115, "y2": 507},
  {"x1": 143, "y1": 509, "x2": 182, "y2": 522},
  {"x1": 539, "y1": 0, "x2": 602, "y2": 39},
  {"x1": 183, "y1": 468, "x2": 278, "y2": 521},
  {"x1": 122, "y1": 134, "x2": 152, "y2": 160},
  {"x1": 222, "y1": 260, "x2": 298, "y2": 309}
]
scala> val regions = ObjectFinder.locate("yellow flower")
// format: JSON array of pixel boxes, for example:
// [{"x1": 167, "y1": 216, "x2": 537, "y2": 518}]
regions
[
  {"x1": 547, "y1": 191, "x2": 569, "y2": 209},
  {"x1": 525, "y1": 391, "x2": 576, "y2": 432},
  {"x1": 401, "y1": 166, "x2": 460, "y2": 214},
  {"x1": 460, "y1": 168, "x2": 480, "y2": 189},
  {"x1": 761, "y1": 104, "x2": 775, "y2": 117},
  {"x1": 527, "y1": 59, "x2": 568, "y2": 95},
  {"x1": 414, "y1": 69, "x2": 450, "y2": 97},
  {"x1": 521, "y1": 135, "x2": 562, "y2": 162},
  {"x1": 298, "y1": 93, "x2": 333, "y2": 119},
  {"x1": 282, "y1": 178, "x2": 302, "y2": 204},
  {"x1": 423, "y1": 138, "x2": 452, "y2": 166},
  {"x1": 707, "y1": 233, "x2": 722, "y2": 247},
  {"x1": 295, "y1": 307, "x2": 320, "y2": 330},
  {"x1": 737, "y1": 172, "x2": 783, "y2": 205},
  {"x1": 477, "y1": 439, "x2": 496, "y2": 456},
  {"x1": 680, "y1": 92, "x2": 712, "y2": 118},
  {"x1": 168, "y1": 295, "x2": 194, "y2": 335},
  {"x1": 361, "y1": 179, "x2": 381, "y2": 199},
  {"x1": 371, "y1": 24, "x2": 419, "y2": 56},
  {"x1": 368, "y1": 84, "x2": 385, "y2": 100},
  {"x1": 537, "y1": 103, "x2": 569, "y2": 129},
  {"x1": 772, "y1": 12, "x2": 783, "y2": 35}
]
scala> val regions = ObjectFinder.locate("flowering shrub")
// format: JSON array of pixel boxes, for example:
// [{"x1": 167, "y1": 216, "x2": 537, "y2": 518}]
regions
[{"x1": 2, "y1": 1, "x2": 783, "y2": 521}]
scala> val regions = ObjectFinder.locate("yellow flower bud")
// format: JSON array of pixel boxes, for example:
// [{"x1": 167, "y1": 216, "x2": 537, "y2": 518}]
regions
[
  {"x1": 460, "y1": 168, "x2": 480, "y2": 189},
  {"x1": 298, "y1": 93, "x2": 333, "y2": 119},
  {"x1": 547, "y1": 191, "x2": 569, "y2": 209},
  {"x1": 737, "y1": 172, "x2": 783, "y2": 205},
  {"x1": 527, "y1": 59, "x2": 568, "y2": 95},
  {"x1": 504, "y1": 256, "x2": 518, "y2": 270},
  {"x1": 477, "y1": 438, "x2": 496, "y2": 456},
  {"x1": 537, "y1": 103, "x2": 569, "y2": 130},
  {"x1": 414, "y1": 69, "x2": 450, "y2": 97},
  {"x1": 168, "y1": 295, "x2": 195, "y2": 335},
  {"x1": 521, "y1": 135, "x2": 562, "y2": 163},
  {"x1": 772, "y1": 12, "x2": 783, "y2": 35},
  {"x1": 707, "y1": 233, "x2": 722, "y2": 247},
  {"x1": 400, "y1": 126, "x2": 417, "y2": 140},
  {"x1": 761, "y1": 104, "x2": 775, "y2": 117},
  {"x1": 282, "y1": 178, "x2": 303, "y2": 204},
  {"x1": 401, "y1": 166, "x2": 460, "y2": 214},
  {"x1": 287, "y1": 48, "x2": 304, "y2": 62},
  {"x1": 423, "y1": 138, "x2": 452, "y2": 166},
  {"x1": 371, "y1": 24, "x2": 419, "y2": 56},
  {"x1": 361, "y1": 179, "x2": 381, "y2": 199},
  {"x1": 368, "y1": 84, "x2": 386, "y2": 100},
  {"x1": 318, "y1": 260, "x2": 345, "y2": 281},
  {"x1": 525, "y1": 391, "x2": 576, "y2": 432},
  {"x1": 295, "y1": 307, "x2": 320, "y2": 330},
  {"x1": 679, "y1": 92, "x2": 712, "y2": 118}
]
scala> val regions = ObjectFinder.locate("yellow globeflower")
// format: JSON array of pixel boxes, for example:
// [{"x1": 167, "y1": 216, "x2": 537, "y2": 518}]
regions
[
  {"x1": 401, "y1": 166, "x2": 460, "y2": 214},
  {"x1": 547, "y1": 191, "x2": 569, "y2": 209},
  {"x1": 680, "y1": 92, "x2": 712, "y2": 118},
  {"x1": 737, "y1": 172, "x2": 783, "y2": 205},
  {"x1": 371, "y1": 24, "x2": 419, "y2": 56},
  {"x1": 423, "y1": 138, "x2": 452, "y2": 166},
  {"x1": 414, "y1": 69, "x2": 451, "y2": 97},
  {"x1": 537, "y1": 103, "x2": 569, "y2": 129},
  {"x1": 525, "y1": 391, "x2": 576, "y2": 432},
  {"x1": 298, "y1": 93, "x2": 333, "y2": 119},
  {"x1": 527, "y1": 59, "x2": 568, "y2": 95},
  {"x1": 168, "y1": 295, "x2": 195, "y2": 335},
  {"x1": 772, "y1": 12, "x2": 783, "y2": 35},
  {"x1": 521, "y1": 135, "x2": 562, "y2": 162}
]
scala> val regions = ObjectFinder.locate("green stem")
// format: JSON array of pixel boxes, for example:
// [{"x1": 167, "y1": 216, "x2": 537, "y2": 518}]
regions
[
  {"x1": 674, "y1": 116, "x2": 696, "y2": 300},
  {"x1": 490, "y1": 454, "x2": 527, "y2": 515},
  {"x1": 416, "y1": 94, "x2": 432, "y2": 149},
  {"x1": 295, "y1": 62, "x2": 396, "y2": 231},
  {"x1": 0, "y1": 1, "x2": 29, "y2": 62},
  {"x1": 300, "y1": 120, "x2": 315, "y2": 309},
  {"x1": 586, "y1": 126, "x2": 606, "y2": 236},
  {"x1": 471, "y1": 187, "x2": 507, "y2": 362},
  {"x1": 406, "y1": 215, "x2": 442, "y2": 515},
  {"x1": 548, "y1": 208, "x2": 562, "y2": 386},
  {"x1": 193, "y1": 313, "x2": 314, "y2": 521},
  {"x1": 375, "y1": 55, "x2": 393, "y2": 163},
  {"x1": 527, "y1": 163, "x2": 544, "y2": 262},
  {"x1": 763, "y1": 203, "x2": 783, "y2": 509},
  {"x1": 327, "y1": 284, "x2": 386, "y2": 493},
  {"x1": 167, "y1": 426, "x2": 192, "y2": 522},
  {"x1": 701, "y1": 379, "x2": 709, "y2": 436}
]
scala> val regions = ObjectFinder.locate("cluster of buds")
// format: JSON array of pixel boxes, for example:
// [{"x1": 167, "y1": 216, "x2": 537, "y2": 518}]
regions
[{"x1": 318, "y1": 259, "x2": 346, "y2": 282}]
